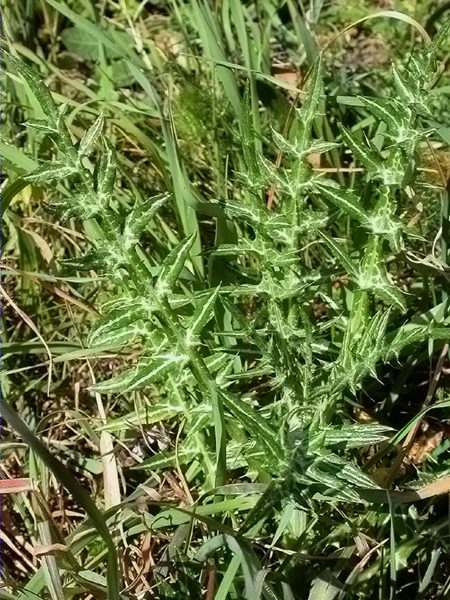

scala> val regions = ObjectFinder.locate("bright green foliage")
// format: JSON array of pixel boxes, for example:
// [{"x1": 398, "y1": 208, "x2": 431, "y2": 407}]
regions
[{"x1": 2, "y1": 2, "x2": 450, "y2": 599}]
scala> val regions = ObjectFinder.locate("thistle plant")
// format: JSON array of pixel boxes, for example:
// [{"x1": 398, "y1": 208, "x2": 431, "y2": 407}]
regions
[{"x1": 3, "y1": 5, "x2": 450, "y2": 599}]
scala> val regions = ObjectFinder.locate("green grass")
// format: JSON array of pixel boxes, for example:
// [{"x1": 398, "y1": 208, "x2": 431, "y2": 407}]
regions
[{"x1": 2, "y1": 1, "x2": 450, "y2": 598}]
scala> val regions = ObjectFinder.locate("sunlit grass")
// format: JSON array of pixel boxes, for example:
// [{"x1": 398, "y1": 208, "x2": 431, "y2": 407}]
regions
[{"x1": 2, "y1": 2, "x2": 450, "y2": 598}]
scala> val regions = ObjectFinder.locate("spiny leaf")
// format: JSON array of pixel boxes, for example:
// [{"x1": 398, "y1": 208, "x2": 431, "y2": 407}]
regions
[
  {"x1": 313, "y1": 180, "x2": 367, "y2": 223},
  {"x1": 357, "y1": 96, "x2": 406, "y2": 134},
  {"x1": 357, "y1": 310, "x2": 390, "y2": 358},
  {"x1": 24, "y1": 162, "x2": 77, "y2": 183},
  {"x1": 307, "y1": 140, "x2": 341, "y2": 155},
  {"x1": 387, "y1": 324, "x2": 450, "y2": 357},
  {"x1": 321, "y1": 423, "x2": 394, "y2": 448},
  {"x1": 431, "y1": 19, "x2": 450, "y2": 53},
  {"x1": 340, "y1": 126, "x2": 380, "y2": 174},
  {"x1": 222, "y1": 392, "x2": 282, "y2": 462},
  {"x1": 123, "y1": 195, "x2": 168, "y2": 246},
  {"x1": 94, "y1": 355, "x2": 188, "y2": 393},
  {"x1": 9, "y1": 57, "x2": 58, "y2": 124},
  {"x1": 97, "y1": 139, "x2": 116, "y2": 198},
  {"x1": 100, "y1": 402, "x2": 185, "y2": 431},
  {"x1": 156, "y1": 234, "x2": 197, "y2": 294},
  {"x1": 304, "y1": 463, "x2": 363, "y2": 503},
  {"x1": 87, "y1": 307, "x2": 147, "y2": 347},
  {"x1": 392, "y1": 65, "x2": 417, "y2": 106},
  {"x1": 186, "y1": 285, "x2": 221, "y2": 340},
  {"x1": 373, "y1": 282, "x2": 406, "y2": 311},
  {"x1": 318, "y1": 454, "x2": 381, "y2": 490},
  {"x1": 131, "y1": 447, "x2": 197, "y2": 470},
  {"x1": 79, "y1": 114, "x2": 105, "y2": 157},
  {"x1": 319, "y1": 232, "x2": 357, "y2": 277},
  {"x1": 299, "y1": 57, "x2": 323, "y2": 135}
]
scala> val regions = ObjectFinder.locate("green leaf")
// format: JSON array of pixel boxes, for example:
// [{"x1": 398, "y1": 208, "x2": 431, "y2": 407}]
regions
[
  {"x1": 306, "y1": 454, "x2": 381, "y2": 503},
  {"x1": 313, "y1": 181, "x2": 367, "y2": 223},
  {"x1": 0, "y1": 141, "x2": 38, "y2": 172},
  {"x1": 299, "y1": 57, "x2": 323, "y2": 135},
  {"x1": 222, "y1": 392, "x2": 282, "y2": 462},
  {"x1": 87, "y1": 300, "x2": 148, "y2": 348},
  {"x1": 357, "y1": 96, "x2": 405, "y2": 133},
  {"x1": 100, "y1": 402, "x2": 185, "y2": 431},
  {"x1": 94, "y1": 355, "x2": 188, "y2": 393},
  {"x1": 319, "y1": 232, "x2": 357, "y2": 277},
  {"x1": 79, "y1": 114, "x2": 105, "y2": 157},
  {"x1": 97, "y1": 139, "x2": 116, "y2": 198},
  {"x1": 123, "y1": 195, "x2": 168, "y2": 246},
  {"x1": 392, "y1": 65, "x2": 417, "y2": 105},
  {"x1": 9, "y1": 57, "x2": 58, "y2": 124},
  {"x1": 156, "y1": 234, "x2": 197, "y2": 294},
  {"x1": 387, "y1": 324, "x2": 450, "y2": 357},
  {"x1": 373, "y1": 283, "x2": 406, "y2": 311},
  {"x1": 307, "y1": 140, "x2": 341, "y2": 155},
  {"x1": 340, "y1": 126, "x2": 380, "y2": 174},
  {"x1": 321, "y1": 423, "x2": 394, "y2": 448},
  {"x1": 131, "y1": 447, "x2": 197, "y2": 470},
  {"x1": 319, "y1": 454, "x2": 380, "y2": 490},
  {"x1": 61, "y1": 27, "x2": 132, "y2": 60},
  {"x1": 88, "y1": 320, "x2": 144, "y2": 348},
  {"x1": 187, "y1": 285, "x2": 221, "y2": 340},
  {"x1": 24, "y1": 162, "x2": 77, "y2": 183}
]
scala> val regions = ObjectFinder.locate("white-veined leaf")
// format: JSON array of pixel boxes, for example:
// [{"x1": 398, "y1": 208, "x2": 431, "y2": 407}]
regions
[
  {"x1": 357, "y1": 96, "x2": 405, "y2": 133},
  {"x1": 123, "y1": 195, "x2": 168, "y2": 246},
  {"x1": 100, "y1": 402, "x2": 185, "y2": 431},
  {"x1": 97, "y1": 138, "x2": 116, "y2": 198},
  {"x1": 304, "y1": 463, "x2": 362, "y2": 503},
  {"x1": 10, "y1": 57, "x2": 59, "y2": 124},
  {"x1": 24, "y1": 162, "x2": 77, "y2": 183},
  {"x1": 222, "y1": 392, "x2": 282, "y2": 462},
  {"x1": 299, "y1": 57, "x2": 323, "y2": 134},
  {"x1": 313, "y1": 181, "x2": 367, "y2": 223},
  {"x1": 94, "y1": 354, "x2": 188, "y2": 393},
  {"x1": 319, "y1": 454, "x2": 381, "y2": 490},
  {"x1": 373, "y1": 283, "x2": 406, "y2": 311},
  {"x1": 88, "y1": 307, "x2": 147, "y2": 347},
  {"x1": 340, "y1": 126, "x2": 380, "y2": 173},
  {"x1": 321, "y1": 423, "x2": 394, "y2": 448},
  {"x1": 187, "y1": 285, "x2": 221, "y2": 339},
  {"x1": 156, "y1": 234, "x2": 197, "y2": 294},
  {"x1": 319, "y1": 232, "x2": 357, "y2": 277},
  {"x1": 131, "y1": 447, "x2": 197, "y2": 470},
  {"x1": 89, "y1": 322, "x2": 144, "y2": 348},
  {"x1": 392, "y1": 65, "x2": 416, "y2": 105},
  {"x1": 387, "y1": 324, "x2": 450, "y2": 357},
  {"x1": 306, "y1": 140, "x2": 341, "y2": 155},
  {"x1": 79, "y1": 114, "x2": 105, "y2": 157},
  {"x1": 357, "y1": 310, "x2": 390, "y2": 358}
]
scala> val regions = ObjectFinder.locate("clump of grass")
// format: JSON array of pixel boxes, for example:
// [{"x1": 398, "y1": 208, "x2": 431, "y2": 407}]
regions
[{"x1": 2, "y1": 2, "x2": 450, "y2": 598}]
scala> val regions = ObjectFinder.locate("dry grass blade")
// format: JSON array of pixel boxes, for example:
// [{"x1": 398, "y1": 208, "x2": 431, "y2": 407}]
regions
[
  {"x1": 320, "y1": 10, "x2": 432, "y2": 56},
  {"x1": 87, "y1": 362, "x2": 121, "y2": 509},
  {"x1": 0, "y1": 284, "x2": 53, "y2": 392},
  {"x1": 0, "y1": 399, "x2": 121, "y2": 599}
]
